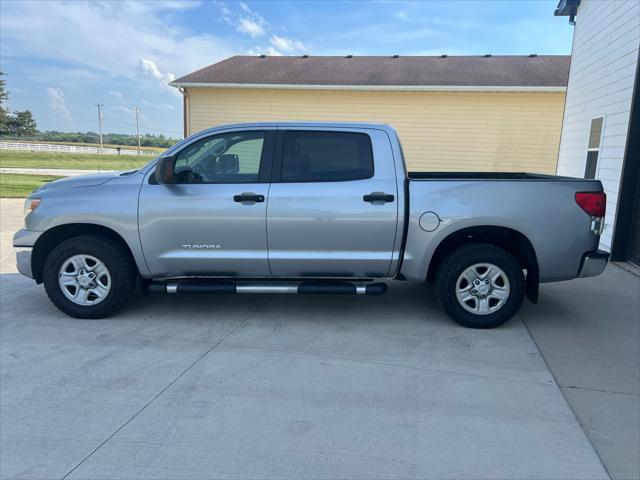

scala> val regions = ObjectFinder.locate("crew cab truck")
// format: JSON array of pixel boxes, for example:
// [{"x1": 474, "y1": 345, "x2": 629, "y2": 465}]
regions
[{"x1": 13, "y1": 123, "x2": 609, "y2": 328}]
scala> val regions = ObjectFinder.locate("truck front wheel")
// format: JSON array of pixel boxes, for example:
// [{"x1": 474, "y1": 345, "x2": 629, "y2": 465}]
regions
[
  {"x1": 42, "y1": 235, "x2": 137, "y2": 318},
  {"x1": 435, "y1": 243, "x2": 525, "y2": 328}
]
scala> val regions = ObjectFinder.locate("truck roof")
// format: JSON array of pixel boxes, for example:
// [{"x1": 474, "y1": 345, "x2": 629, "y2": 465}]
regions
[
  {"x1": 157, "y1": 122, "x2": 400, "y2": 162},
  {"x1": 193, "y1": 122, "x2": 398, "y2": 136}
]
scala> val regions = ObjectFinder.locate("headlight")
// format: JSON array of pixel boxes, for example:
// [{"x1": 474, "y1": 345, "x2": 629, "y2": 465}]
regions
[{"x1": 24, "y1": 198, "x2": 41, "y2": 217}]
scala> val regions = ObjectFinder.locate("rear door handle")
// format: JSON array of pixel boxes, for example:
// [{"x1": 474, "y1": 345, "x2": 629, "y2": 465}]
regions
[
  {"x1": 233, "y1": 192, "x2": 265, "y2": 203},
  {"x1": 363, "y1": 192, "x2": 395, "y2": 204}
]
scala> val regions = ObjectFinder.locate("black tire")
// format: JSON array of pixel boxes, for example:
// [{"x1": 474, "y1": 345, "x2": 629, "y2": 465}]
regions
[
  {"x1": 42, "y1": 235, "x2": 137, "y2": 319},
  {"x1": 435, "y1": 243, "x2": 525, "y2": 329}
]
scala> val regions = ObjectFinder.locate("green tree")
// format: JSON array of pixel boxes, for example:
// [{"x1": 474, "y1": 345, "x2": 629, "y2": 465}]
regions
[
  {"x1": 8, "y1": 110, "x2": 38, "y2": 136},
  {"x1": 0, "y1": 72, "x2": 7, "y2": 104},
  {"x1": 0, "y1": 108, "x2": 8, "y2": 136},
  {"x1": 0, "y1": 72, "x2": 9, "y2": 135},
  {"x1": 0, "y1": 72, "x2": 38, "y2": 136}
]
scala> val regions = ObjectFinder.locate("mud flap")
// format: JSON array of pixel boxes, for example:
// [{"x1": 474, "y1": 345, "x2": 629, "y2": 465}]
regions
[{"x1": 526, "y1": 267, "x2": 539, "y2": 304}]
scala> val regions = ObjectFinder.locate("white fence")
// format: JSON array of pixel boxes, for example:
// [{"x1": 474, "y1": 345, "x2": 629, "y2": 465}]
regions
[{"x1": 0, "y1": 141, "x2": 157, "y2": 156}]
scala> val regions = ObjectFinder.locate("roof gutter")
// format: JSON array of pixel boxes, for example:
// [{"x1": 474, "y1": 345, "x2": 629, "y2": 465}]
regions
[
  {"x1": 169, "y1": 82, "x2": 566, "y2": 92},
  {"x1": 554, "y1": 0, "x2": 580, "y2": 24}
]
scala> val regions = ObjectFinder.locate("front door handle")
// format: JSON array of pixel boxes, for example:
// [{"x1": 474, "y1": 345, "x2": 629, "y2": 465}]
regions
[
  {"x1": 234, "y1": 192, "x2": 265, "y2": 203},
  {"x1": 363, "y1": 192, "x2": 394, "y2": 204}
]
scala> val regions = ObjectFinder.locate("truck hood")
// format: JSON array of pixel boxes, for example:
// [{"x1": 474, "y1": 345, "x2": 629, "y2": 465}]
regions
[{"x1": 34, "y1": 171, "x2": 131, "y2": 193}]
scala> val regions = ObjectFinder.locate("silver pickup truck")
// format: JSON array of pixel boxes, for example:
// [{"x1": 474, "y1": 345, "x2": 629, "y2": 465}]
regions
[{"x1": 14, "y1": 122, "x2": 609, "y2": 328}]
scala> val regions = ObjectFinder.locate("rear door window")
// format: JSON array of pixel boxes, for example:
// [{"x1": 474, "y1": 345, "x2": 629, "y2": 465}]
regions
[{"x1": 280, "y1": 131, "x2": 374, "y2": 182}]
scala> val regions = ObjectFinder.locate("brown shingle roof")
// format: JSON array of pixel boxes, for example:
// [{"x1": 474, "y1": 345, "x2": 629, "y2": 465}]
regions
[{"x1": 171, "y1": 55, "x2": 570, "y2": 88}]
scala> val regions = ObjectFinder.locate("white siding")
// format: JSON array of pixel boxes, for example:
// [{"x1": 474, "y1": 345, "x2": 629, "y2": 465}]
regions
[{"x1": 557, "y1": 0, "x2": 640, "y2": 250}]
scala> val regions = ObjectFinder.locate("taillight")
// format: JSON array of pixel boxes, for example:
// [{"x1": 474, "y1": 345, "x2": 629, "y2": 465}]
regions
[{"x1": 575, "y1": 192, "x2": 606, "y2": 217}]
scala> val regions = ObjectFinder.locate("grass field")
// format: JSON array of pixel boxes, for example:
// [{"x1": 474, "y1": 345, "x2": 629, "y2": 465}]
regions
[
  {"x1": 0, "y1": 173, "x2": 63, "y2": 197},
  {"x1": 0, "y1": 150, "x2": 151, "y2": 171}
]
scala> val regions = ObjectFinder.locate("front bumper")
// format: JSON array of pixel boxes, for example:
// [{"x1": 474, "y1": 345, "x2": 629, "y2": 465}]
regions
[
  {"x1": 13, "y1": 228, "x2": 41, "y2": 280},
  {"x1": 15, "y1": 247, "x2": 33, "y2": 278},
  {"x1": 577, "y1": 250, "x2": 609, "y2": 278}
]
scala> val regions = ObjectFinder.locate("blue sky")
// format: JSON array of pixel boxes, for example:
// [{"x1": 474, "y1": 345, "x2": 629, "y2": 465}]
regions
[{"x1": 0, "y1": 0, "x2": 573, "y2": 138}]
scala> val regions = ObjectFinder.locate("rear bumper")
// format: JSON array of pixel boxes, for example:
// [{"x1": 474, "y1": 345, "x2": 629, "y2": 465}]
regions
[{"x1": 577, "y1": 250, "x2": 609, "y2": 278}]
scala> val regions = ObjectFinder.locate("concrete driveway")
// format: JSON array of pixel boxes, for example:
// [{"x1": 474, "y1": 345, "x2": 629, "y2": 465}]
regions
[{"x1": 0, "y1": 198, "x2": 637, "y2": 479}]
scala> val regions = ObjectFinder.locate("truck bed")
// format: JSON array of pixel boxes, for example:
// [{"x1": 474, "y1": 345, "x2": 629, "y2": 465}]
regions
[{"x1": 401, "y1": 172, "x2": 603, "y2": 284}]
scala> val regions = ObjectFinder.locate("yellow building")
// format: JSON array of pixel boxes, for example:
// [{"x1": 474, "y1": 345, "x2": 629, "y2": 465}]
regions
[{"x1": 171, "y1": 55, "x2": 569, "y2": 173}]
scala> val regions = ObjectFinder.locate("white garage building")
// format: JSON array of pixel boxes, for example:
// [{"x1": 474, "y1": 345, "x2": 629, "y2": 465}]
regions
[{"x1": 555, "y1": 0, "x2": 640, "y2": 266}]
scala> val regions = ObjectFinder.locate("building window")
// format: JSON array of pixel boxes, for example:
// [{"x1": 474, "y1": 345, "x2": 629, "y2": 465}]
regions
[{"x1": 585, "y1": 117, "x2": 604, "y2": 179}]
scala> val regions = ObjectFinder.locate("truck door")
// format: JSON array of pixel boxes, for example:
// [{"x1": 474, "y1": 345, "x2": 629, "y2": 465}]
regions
[
  {"x1": 138, "y1": 129, "x2": 275, "y2": 277},
  {"x1": 266, "y1": 128, "x2": 399, "y2": 277}
]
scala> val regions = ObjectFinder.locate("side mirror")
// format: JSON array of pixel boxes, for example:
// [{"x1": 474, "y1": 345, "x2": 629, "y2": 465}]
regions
[{"x1": 154, "y1": 155, "x2": 176, "y2": 184}]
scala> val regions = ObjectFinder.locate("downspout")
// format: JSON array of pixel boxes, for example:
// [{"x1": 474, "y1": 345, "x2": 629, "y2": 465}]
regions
[
  {"x1": 554, "y1": 0, "x2": 580, "y2": 175},
  {"x1": 178, "y1": 87, "x2": 189, "y2": 138}
]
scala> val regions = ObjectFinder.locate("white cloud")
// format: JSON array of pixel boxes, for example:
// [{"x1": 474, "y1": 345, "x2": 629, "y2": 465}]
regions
[
  {"x1": 270, "y1": 35, "x2": 305, "y2": 52},
  {"x1": 111, "y1": 105, "x2": 148, "y2": 122},
  {"x1": 212, "y1": 0, "x2": 232, "y2": 18},
  {"x1": 46, "y1": 87, "x2": 71, "y2": 120},
  {"x1": 138, "y1": 58, "x2": 181, "y2": 96},
  {"x1": 141, "y1": 99, "x2": 175, "y2": 110},
  {"x1": 1, "y1": 1, "x2": 235, "y2": 89},
  {"x1": 27, "y1": 66, "x2": 100, "y2": 85},
  {"x1": 109, "y1": 90, "x2": 125, "y2": 102},
  {"x1": 213, "y1": 0, "x2": 267, "y2": 38},
  {"x1": 236, "y1": 18, "x2": 265, "y2": 38},
  {"x1": 139, "y1": 58, "x2": 176, "y2": 84},
  {"x1": 246, "y1": 46, "x2": 282, "y2": 57},
  {"x1": 248, "y1": 33, "x2": 306, "y2": 57},
  {"x1": 237, "y1": 18, "x2": 265, "y2": 38}
]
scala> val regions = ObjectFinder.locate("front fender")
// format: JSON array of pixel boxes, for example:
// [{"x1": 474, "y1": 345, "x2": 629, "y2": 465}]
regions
[{"x1": 25, "y1": 173, "x2": 150, "y2": 278}]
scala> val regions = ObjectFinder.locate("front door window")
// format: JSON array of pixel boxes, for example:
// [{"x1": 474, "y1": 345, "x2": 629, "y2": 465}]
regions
[{"x1": 173, "y1": 131, "x2": 267, "y2": 184}]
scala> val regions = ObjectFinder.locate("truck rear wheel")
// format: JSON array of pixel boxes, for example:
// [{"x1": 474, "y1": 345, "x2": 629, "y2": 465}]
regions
[
  {"x1": 42, "y1": 235, "x2": 137, "y2": 318},
  {"x1": 435, "y1": 243, "x2": 525, "y2": 328}
]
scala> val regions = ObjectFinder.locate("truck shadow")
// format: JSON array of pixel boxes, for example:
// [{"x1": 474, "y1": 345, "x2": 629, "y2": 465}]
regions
[
  {"x1": 1, "y1": 272, "x2": 447, "y2": 328},
  {"x1": 125, "y1": 280, "x2": 443, "y2": 325}
]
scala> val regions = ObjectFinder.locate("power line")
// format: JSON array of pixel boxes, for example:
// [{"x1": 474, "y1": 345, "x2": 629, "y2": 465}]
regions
[
  {"x1": 102, "y1": 118, "x2": 181, "y2": 136},
  {"x1": 38, "y1": 105, "x2": 181, "y2": 138},
  {"x1": 102, "y1": 117, "x2": 135, "y2": 128},
  {"x1": 37, "y1": 118, "x2": 97, "y2": 124}
]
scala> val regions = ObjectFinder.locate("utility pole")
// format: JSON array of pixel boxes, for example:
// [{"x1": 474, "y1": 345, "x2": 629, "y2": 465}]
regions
[
  {"x1": 95, "y1": 103, "x2": 104, "y2": 153},
  {"x1": 133, "y1": 106, "x2": 141, "y2": 156}
]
